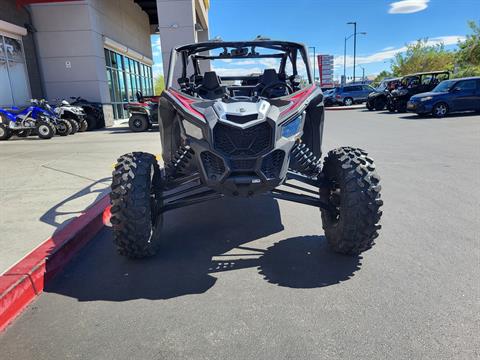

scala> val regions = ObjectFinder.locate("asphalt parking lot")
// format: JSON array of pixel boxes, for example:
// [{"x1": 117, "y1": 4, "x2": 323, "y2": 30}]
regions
[{"x1": 1, "y1": 109, "x2": 479, "y2": 359}]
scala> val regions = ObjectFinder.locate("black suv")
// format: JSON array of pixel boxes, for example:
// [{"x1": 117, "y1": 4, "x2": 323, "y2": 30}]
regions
[{"x1": 388, "y1": 71, "x2": 450, "y2": 112}]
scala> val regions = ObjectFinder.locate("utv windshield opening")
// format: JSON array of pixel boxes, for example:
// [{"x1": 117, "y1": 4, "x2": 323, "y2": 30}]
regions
[{"x1": 166, "y1": 40, "x2": 313, "y2": 100}]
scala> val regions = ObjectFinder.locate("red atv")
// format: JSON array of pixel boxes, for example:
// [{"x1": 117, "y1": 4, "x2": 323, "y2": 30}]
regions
[{"x1": 125, "y1": 91, "x2": 160, "y2": 132}]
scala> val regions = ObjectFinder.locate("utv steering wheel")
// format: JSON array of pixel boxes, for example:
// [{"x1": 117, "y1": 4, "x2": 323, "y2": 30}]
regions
[{"x1": 259, "y1": 82, "x2": 293, "y2": 98}]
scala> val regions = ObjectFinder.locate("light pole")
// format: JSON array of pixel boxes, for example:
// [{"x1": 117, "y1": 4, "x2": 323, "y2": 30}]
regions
[
  {"x1": 309, "y1": 46, "x2": 316, "y2": 82},
  {"x1": 359, "y1": 66, "x2": 365, "y2": 83},
  {"x1": 343, "y1": 31, "x2": 366, "y2": 85},
  {"x1": 347, "y1": 22, "x2": 357, "y2": 83}
]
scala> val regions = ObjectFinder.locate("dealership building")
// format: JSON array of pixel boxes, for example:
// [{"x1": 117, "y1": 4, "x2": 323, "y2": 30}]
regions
[{"x1": 0, "y1": 0, "x2": 210, "y2": 124}]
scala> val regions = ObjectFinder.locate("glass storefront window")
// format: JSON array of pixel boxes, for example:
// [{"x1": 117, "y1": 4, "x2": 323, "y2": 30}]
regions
[
  {"x1": 0, "y1": 35, "x2": 30, "y2": 107},
  {"x1": 104, "y1": 48, "x2": 154, "y2": 119}
]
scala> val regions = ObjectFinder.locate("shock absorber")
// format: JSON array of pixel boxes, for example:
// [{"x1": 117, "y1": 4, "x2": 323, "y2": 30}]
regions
[
  {"x1": 290, "y1": 141, "x2": 322, "y2": 177},
  {"x1": 166, "y1": 145, "x2": 194, "y2": 177}
]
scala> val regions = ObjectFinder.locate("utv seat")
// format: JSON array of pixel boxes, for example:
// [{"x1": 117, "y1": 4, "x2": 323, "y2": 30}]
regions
[
  {"x1": 257, "y1": 69, "x2": 288, "y2": 97},
  {"x1": 197, "y1": 71, "x2": 226, "y2": 100}
]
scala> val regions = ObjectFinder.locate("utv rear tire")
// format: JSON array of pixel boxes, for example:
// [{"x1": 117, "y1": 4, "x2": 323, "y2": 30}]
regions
[
  {"x1": 0, "y1": 123, "x2": 12, "y2": 140},
  {"x1": 366, "y1": 101, "x2": 374, "y2": 111},
  {"x1": 36, "y1": 120, "x2": 55, "y2": 139},
  {"x1": 110, "y1": 152, "x2": 164, "y2": 258},
  {"x1": 129, "y1": 115, "x2": 149, "y2": 132},
  {"x1": 320, "y1": 147, "x2": 383, "y2": 255}
]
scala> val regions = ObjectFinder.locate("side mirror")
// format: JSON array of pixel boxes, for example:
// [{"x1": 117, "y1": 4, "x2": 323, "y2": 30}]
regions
[{"x1": 451, "y1": 87, "x2": 461, "y2": 93}]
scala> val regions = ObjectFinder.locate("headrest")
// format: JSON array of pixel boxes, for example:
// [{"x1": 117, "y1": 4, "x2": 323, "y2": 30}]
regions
[{"x1": 202, "y1": 71, "x2": 221, "y2": 90}]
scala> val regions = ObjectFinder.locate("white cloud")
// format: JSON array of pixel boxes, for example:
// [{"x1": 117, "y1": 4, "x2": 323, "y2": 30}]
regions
[
  {"x1": 389, "y1": 0, "x2": 429, "y2": 14},
  {"x1": 335, "y1": 35, "x2": 466, "y2": 68}
]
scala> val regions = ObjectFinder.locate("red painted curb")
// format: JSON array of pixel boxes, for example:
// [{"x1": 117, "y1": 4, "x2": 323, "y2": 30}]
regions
[{"x1": 0, "y1": 195, "x2": 111, "y2": 332}]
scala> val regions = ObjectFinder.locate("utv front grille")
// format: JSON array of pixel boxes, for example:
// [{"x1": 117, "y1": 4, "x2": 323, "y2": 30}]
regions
[
  {"x1": 213, "y1": 122, "x2": 273, "y2": 157},
  {"x1": 230, "y1": 158, "x2": 257, "y2": 170},
  {"x1": 225, "y1": 114, "x2": 258, "y2": 124},
  {"x1": 261, "y1": 150, "x2": 285, "y2": 179},
  {"x1": 201, "y1": 151, "x2": 225, "y2": 179}
]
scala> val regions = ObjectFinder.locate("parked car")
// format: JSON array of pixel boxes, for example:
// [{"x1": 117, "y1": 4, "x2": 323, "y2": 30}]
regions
[
  {"x1": 323, "y1": 88, "x2": 338, "y2": 107},
  {"x1": 366, "y1": 78, "x2": 401, "y2": 111},
  {"x1": 387, "y1": 71, "x2": 450, "y2": 112},
  {"x1": 331, "y1": 84, "x2": 375, "y2": 106},
  {"x1": 407, "y1": 77, "x2": 480, "y2": 117}
]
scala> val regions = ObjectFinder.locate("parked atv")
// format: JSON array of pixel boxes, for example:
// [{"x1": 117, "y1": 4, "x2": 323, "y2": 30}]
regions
[
  {"x1": 125, "y1": 91, "x2": 160, "y2": 132},
  {"x1": 69, "y1": 97, "x2": 105, "y2": 130},
  {"x1": 53, "y1": 99, "x2": 88, "y2": 132},
  {"x1": 110, "y1": 39, "x2": 383, "y2": 259},
  {"x1": 0, "y1": 105, "x2": 56, "y2": 140},
  {"x1": 366, "y1": 77, "x2": 400, "y2": 111},
  {"x1": 387, "y1": 71, "x2": 449, "y2": 112},
  {"x1": 33, "y1": 99, "x2": 72, "y2": 136}
]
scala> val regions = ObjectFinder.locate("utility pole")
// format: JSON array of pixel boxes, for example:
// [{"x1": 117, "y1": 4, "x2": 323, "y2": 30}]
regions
[
  {"x1": 309, "y1": 46, "x2": 316, "y2": 82},
  {"x1": 347, "y1": 22, "x2": 357, "y2": 83}
]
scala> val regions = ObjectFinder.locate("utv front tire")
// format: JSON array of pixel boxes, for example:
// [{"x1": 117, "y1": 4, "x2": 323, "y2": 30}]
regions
[
  {"x1": 320, "y1": 147, "x2": 383, "y2": 255},
  {"x1": 110, "y1": 152, "x2": 164, "y2": 258},
  {"x1": 36, "y1": 120, "x2": 55, "y2": 139}
]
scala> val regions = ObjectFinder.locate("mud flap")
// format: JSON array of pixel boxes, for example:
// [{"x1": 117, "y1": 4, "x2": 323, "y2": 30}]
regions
[
  {"x1": 301, "y1": 95, "x2": 324, "y2": 159},
  {"x1": 158, "y1": 96, "x2": 181, "y2": 164}
]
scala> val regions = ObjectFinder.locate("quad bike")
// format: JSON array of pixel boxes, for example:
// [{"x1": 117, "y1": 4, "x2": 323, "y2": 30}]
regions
[
  {"x1": 32, "y1": 99, "x2": 72, "y2": 136},
  {"x1": 69, "y1": 96, "x2": 105, "y2": 130},
  {"x1": 110, "y1": 39, "x2": 383, "y2": 259},
  {"x1": 0, "y1": 105, "x2": 56, "y2": 140},
  {"x1": 52, "y1": 99, "x2": 88, "y2": 132},
  {"x1": 125, "y1": 91, "x2": 160, "y2": 132}
]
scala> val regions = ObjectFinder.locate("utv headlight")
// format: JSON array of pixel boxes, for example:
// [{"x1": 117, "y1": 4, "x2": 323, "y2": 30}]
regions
[
  {"x1": 281, "y1": 115, "x2": 302, "y2": 138},
  {"x1": 420, "y1": 96, "x2": 433, "y2": 102},
  {"x1": 183, "y1": 120, "x2": 203, "y2": 140}
]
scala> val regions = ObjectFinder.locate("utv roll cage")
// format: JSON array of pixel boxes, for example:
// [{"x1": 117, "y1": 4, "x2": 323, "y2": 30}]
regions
[
  {"x1": 399, "y1": 71, "x2": 450, "y2": 88},
  {"x1": 166, "y1": 40, "x2": 313, "y2": 97}
]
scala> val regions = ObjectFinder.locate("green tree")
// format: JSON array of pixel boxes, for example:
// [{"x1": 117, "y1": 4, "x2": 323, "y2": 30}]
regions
[
  {"x1": 372, "y1": 70, "x2": 393, "y2": 86},
  {"x1": 154, "y1": 75, "x2": 165, "y2": 95},
  {"x1": 455, "y1": 21, "x2": 480, "y2": 77},
  {"x1": 390, "y1": 39, "x2": 455, "y2": 76}
]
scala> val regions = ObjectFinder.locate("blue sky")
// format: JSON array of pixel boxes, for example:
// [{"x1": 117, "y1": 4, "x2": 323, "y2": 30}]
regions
[{"x1": 151, "y1": 0, "x2": 479, "y2": 81}]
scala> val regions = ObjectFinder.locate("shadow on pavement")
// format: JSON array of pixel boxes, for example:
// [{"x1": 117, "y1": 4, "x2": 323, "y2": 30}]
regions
[
  {"x1": 45, "y1": 195, "x2": 362, "y2": 301},
  {"x1": 40, "y1": 177, "x2": 110, "y2": 230}
]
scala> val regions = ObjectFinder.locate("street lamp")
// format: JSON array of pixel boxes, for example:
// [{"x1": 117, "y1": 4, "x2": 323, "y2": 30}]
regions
[
  {"x1": 358, "y1": 65, "x2": 366, "y2": 83},
  {"x1": 343, "y1": 31, "x2": 366, "y2": 85},
  {"x1": 308, "y1": 46, "x2": 316, "y2": 82}
]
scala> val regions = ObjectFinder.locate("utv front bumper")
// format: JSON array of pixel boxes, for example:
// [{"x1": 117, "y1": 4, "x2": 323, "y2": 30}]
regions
[{"x1": 183, "y1": 115, "x2": 303, "y2": 197}]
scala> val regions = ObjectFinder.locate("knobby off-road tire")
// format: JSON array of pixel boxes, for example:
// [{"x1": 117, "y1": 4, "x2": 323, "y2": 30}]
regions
[
  {"x1": 78, "y1": 119, "x2": 88, "y2": 132},
  {"x1": 320, "y1": 147, "x2": 383, "y2": 255},
  {"x1": 129, "y1": 114, "x2": 149, "y2": 132},
  {"x1": 65, "y1": 118, "x2": 79, "y2": 134},
  {"x1": 0, "y1": 123, "x2": 12, "y2": 140},
  {"x1": 56, "y1": 119, "x2": 72, "y2": 136},
  {"x1": 110, "y1": 152, "x2": 164, "y2": 258},
  {"x1": 36, "y1": 120, "x2": 55, "y2": 139}
]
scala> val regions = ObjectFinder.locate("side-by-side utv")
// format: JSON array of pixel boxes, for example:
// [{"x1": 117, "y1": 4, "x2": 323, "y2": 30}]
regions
[{"x1": 110, "y1": 39, "x2": 383, "y2": 259}]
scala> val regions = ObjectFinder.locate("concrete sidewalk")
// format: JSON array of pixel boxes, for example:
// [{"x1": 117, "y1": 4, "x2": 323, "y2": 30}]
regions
[{"x1": 0, "y1": 125, "x2": 159, "y2": 275}]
